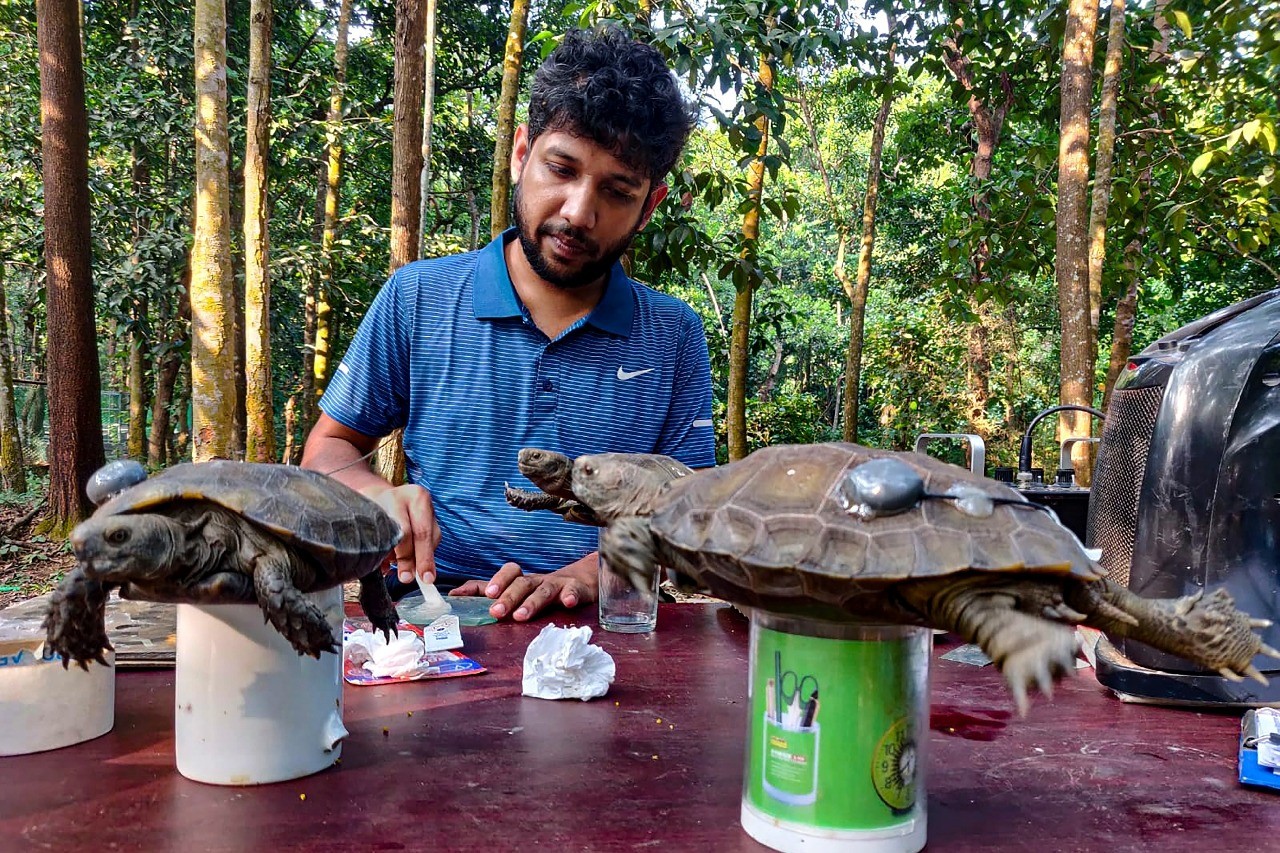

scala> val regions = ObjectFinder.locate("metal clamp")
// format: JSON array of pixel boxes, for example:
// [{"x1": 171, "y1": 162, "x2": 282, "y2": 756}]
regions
[{"x1": 914, "y1": 433, "x2": 986, "y2": 475}]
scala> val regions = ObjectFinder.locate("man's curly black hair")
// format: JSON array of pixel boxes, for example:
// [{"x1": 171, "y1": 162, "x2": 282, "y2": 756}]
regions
[{"x1": 527, "y1": 27, "x2": 697, "y2": 187}]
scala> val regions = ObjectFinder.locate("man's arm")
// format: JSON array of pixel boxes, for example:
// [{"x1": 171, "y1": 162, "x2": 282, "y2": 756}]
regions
[{"x1": 302, "y1": 413, "x2": 440, "y2": 585}]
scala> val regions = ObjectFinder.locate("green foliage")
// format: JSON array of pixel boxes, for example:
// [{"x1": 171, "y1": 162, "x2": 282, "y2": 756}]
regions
[{"x1": 4, "y1": 0, "x2": 1276, "y2": 475}]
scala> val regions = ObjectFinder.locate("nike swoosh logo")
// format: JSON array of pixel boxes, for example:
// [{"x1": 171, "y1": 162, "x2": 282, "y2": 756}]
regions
[{"x1": 617, "y1": 367, "x2": 656, "y2": 381}]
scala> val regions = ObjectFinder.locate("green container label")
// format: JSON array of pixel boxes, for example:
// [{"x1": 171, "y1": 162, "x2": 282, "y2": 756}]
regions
[{"x1": 744, "y1": 623, "x2": 927, "y2": 832}]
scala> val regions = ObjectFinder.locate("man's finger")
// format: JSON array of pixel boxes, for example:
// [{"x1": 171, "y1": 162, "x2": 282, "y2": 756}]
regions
[
  {"x1": 558, "y1": 579, "x2": 586, "y2": 610},
  {"x1": 483, "y1": 562, "x2": 525, "y2": 598},
  {"x1": 406, "y1": 487, "x2": 438, "y2": 583},
  {"x1": 512, "y1": 578, "x2": 561, "y2": 621},
  {"x1": 449, "y1": 580, "x2": 486, "y2": 597},
  {"x1": 491, "y1": 574, "x2": 539, "y2": 619}
]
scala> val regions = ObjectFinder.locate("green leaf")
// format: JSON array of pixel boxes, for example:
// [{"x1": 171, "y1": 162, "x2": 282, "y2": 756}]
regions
[
  {"x1": 1260, "y1": 124, "x2": 1278, "y2": 155},
  {"x1": 1191, "y1": 150, "x2": 1214, "y2": 177},
  {"x1": 1172, "y1": 10, "x2": 1193, "y2": 39},
  {"x1": 1242, "y1": 119, "x2": 1261, "y2": 143}
]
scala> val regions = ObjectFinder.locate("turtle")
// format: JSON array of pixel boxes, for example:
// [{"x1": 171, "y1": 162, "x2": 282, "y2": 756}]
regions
[
  {"x1": 44, "y1": 460, "x2": 402, "y2": 668},
  {"x1": 504, "y1": 447, "x2": 694, "y2": 525},
  {"x1": 568, "y1": 442, "x2": 1279, "y2": 713}
]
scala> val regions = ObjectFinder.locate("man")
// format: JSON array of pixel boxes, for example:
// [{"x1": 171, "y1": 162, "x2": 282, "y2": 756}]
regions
[{"x1": 302, "y1": 27, "x2": 715, "y2": 622}]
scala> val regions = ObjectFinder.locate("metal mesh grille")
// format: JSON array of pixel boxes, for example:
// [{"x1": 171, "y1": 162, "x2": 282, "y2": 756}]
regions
[{"x1": 1086, "y1": 386, "x2": 1165, "y2": 587}]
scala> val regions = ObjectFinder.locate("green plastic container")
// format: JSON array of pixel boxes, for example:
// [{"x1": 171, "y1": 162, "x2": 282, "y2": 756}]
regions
[{"x1": 741, "y1": 611, "x2": 930, "y2": 853}]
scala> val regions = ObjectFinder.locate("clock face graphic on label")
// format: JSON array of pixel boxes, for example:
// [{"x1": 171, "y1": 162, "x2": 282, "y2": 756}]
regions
[{"x1": 872, "y1": 716, "x2": 917, "y2": 813}]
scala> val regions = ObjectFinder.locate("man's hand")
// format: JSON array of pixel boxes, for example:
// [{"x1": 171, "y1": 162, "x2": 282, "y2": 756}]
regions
[
  {"x1": 450, "y1": 554, "x2": 597, "y2": 622},
  {"x1": 367, "y1": 483, "x2": 441, "y2": 585}
]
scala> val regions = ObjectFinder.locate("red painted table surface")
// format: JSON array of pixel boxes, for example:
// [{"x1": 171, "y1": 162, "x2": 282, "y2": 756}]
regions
[{"x1": 2, "y1": 603, "x2": 1276, "y2": 852}]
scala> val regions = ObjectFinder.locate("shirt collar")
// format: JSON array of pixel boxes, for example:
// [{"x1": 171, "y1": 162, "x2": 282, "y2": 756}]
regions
[{"x1": 472, "y1": 229, "x2": 635, "y2": 338}]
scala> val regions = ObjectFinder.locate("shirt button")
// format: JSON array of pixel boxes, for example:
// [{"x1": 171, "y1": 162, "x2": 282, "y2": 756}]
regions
[{"x1": 541, "y1": 379, "x2": 554, "y2": 392}]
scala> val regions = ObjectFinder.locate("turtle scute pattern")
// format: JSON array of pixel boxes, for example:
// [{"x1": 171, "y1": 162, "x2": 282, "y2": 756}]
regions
[
  {"x1": 45, "y1": 460, "x2": 402, "y2": 668},
  {"x1": 654, "y1": 443, "x2": 1095, "y2": 599}
]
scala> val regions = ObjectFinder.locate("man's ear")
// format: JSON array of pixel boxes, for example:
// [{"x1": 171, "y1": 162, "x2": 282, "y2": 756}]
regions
[
  {"x1": 510, "y1": 124, "x2": 531, "y2": 182},
  {"x1": 638, "y1": 183, "x2": 669, "y2": 231}
]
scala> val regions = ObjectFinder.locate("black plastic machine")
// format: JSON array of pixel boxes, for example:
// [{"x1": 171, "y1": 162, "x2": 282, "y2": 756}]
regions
[{"x1": 1087, "y1": 288, "x2": 1280, "y2": 704}]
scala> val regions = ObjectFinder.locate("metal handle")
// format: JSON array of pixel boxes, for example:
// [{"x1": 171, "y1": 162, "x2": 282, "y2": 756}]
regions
[
  {"x1": 1058, "y1": 436, "x2": 1100, "y2": 471},
  {"x1": 913, "y1": 433, "x2": 986, "y2": 475}
]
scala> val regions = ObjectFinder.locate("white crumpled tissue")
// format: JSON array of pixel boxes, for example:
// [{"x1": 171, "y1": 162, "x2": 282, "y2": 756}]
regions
[
  {"x1": 521, "y1": 624, "x2": 616, "y2": 701},
  {"x1": 345, "y1": 628, "x2": 427, "y2": 679}
]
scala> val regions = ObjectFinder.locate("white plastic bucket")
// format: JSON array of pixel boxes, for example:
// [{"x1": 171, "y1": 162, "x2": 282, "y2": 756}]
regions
[
  {"x1": 0, "y1": 640, "x2": 114, "y2": 756},
  {"x1": 174, "y1": 586, "x2": 347, "y2": 785}
]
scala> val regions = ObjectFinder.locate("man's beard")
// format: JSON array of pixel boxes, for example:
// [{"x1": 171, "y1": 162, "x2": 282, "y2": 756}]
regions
[{"x1": 513, "y1": 182, "x2": 641, "y2": 290}]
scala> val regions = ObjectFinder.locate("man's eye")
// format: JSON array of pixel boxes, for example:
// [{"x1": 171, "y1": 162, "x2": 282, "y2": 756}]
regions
[{"x1": 546, "y1": 163, "x2": 573, "y2": 177}]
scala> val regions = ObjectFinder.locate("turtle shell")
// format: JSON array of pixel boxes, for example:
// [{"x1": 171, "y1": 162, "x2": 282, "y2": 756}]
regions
[
  {"x1": 651, "y1": 443, "x2": 1099, "y2": 604},
  {"x1": 92, "y1": 460, "x2": 401, "y2": 578}
]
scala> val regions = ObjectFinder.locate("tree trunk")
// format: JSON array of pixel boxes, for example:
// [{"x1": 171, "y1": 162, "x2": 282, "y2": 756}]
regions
[
  {"x1": 0, "y1": 264, "x2": 27, "y2": 493},
  {"x1": 301, "y1": 161, "x2": 325, "y2": 430},
  {"x1": 189, "y1": 0, "x2": 236, "y2": 463},
  {"x1": 465, "y1": 92, "x2": 481, "y2": 249},
  {"x1": 1086, "y1": 0, "x2": 1126, "y2": 359},
  {"x1": 1055, "y1": 0, "x2": 1100, "y2": 474},
  {"x1": 844, "y1": 25, "x2": 895, "y2": 443},
  {"x1": 126, "y1": 138, "x2": 151, "y2": 462},
  {"x1": 126, "y1": 295, "x2": 148, "y2": 460},
  {"x1": 417, "y1": 0, "x2": 437, "y2": 258},
  {"x1": 243, "y1": 0, "x2": 274, "y2": 463},
  {"x1": 1101, "y1": 241, "x2": 1143, "y2": 413},
  {"x1": 37, "y1": 0, "x2": 104, "y2": 534},
  {"x1": 490, "y1": 0, "x2": 531, "y2": 238},
  {"x1": 282, "y1": 392, "x2": 299, "y2": 464},
  {"x1": 390, "y1": 0, "x2": 425, "y2": 271},
  {"x1": 174, "y1": 369, "x2": 190, "y2": 462},
  {"x1": 377, "y1": 0, "x2": 428, "y2": 486},
  {"x1": 22, "y1": 386, "x2": 47, "y2": 450},
  {"x1": 756, "y1": 338, "x2": 784, "y2": 402},
  {"x1": 942, "y1": 38, "x2": 1013, "y2": 440},
  {"x1": 726, "y1": 57, "x2": 774, "y2": 462},
  {"x1": 150, "y1": 259, "x2": 190, "y2": 467},
  {"x1": 314, "y1": 0, "x2": 353, "y2": 405}
]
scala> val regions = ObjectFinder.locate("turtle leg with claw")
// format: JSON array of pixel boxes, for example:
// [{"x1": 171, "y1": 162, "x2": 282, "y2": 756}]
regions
[
  {"x1": 895, "y1": 574, "x2": 1082, "y2": 716},
  {"x1": 253, "y1": 550, "x2": 339, "y2": 657},
  {"x1": 42, "y1": 568, "x2": 115, "y2": 670},
  {"x1": 357, "y1": 568, "x2": 400, "y2": 642},
  {"x1": 599, "y1": 517, "x2": 665, "y2": 599},
  {"x1": 1066, "y1": 579, "x2": 1280, "y2": 684}
]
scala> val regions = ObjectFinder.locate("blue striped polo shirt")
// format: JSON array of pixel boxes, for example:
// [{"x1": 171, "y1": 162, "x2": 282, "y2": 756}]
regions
[{"x1": 320, "y1": 230, "x2": 716, "y2": 583}]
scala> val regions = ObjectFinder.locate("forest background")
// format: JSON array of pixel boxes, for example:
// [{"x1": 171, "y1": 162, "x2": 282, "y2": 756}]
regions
[{"x1": 0, "y1": 0, "x2": 1277, "y2": 604}]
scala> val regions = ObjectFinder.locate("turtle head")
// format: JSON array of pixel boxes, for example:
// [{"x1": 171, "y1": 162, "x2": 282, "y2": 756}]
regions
[
  {"x1": 516, "y1": 448, "x2": 576, "y2": 499},
  {"x1": 70, "y1": 513, "x2": 186, "y2": 582},
  {"x1": 573, "y1": 454, "x2": 671, "y2": 521}
]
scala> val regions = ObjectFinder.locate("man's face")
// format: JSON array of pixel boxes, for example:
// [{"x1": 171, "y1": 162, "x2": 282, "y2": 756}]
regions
[{"x1": 511, "y1": 126, "x2": 667, "y2": 290}]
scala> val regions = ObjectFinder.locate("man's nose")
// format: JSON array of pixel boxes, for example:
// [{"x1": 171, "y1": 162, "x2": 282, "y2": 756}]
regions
[{"x1": 559, "y1": 182, "x2": 597, "y2": 230}]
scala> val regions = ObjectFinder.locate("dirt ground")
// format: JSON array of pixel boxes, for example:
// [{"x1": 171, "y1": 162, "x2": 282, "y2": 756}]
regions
[{"x1": 0, "y1": 501, "x2": 75, "y2": 610}]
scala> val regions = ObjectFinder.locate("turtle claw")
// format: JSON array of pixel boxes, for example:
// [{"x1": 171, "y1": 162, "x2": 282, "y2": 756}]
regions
[
  {"x1": 1260, "y1": 642, "x2": 1280, "y2": 660},
  {"x1": 1251, "y1": 618, "x2": 1274, "y2": 630},
  {"x1": 1218, "y1": 667, "x2": 1245, "y2": 683},
  {"x1": 627, "y1": 569, "x2": 657, "y2": 601},
  {"x1": 1174, "y1": 589, "x2": 1205, "y2": 616},
  {"x1": 1244, "y1": 665, "x2": 1270, "y2": 686},
  {"x1": 1043, "y1": 603, "x2": 1088, "y2": 624},
  {"x1": 1008, "y1": 681, "x2": 1030, "y2": 718}
]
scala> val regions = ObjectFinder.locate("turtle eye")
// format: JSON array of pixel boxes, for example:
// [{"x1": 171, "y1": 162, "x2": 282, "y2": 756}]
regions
[
  {"x1": 580, "y1": 463, "x2": 595, "y2": 476},
  {"x1": 106, "y1": 527, "x2": 131, "y2": 545}
]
